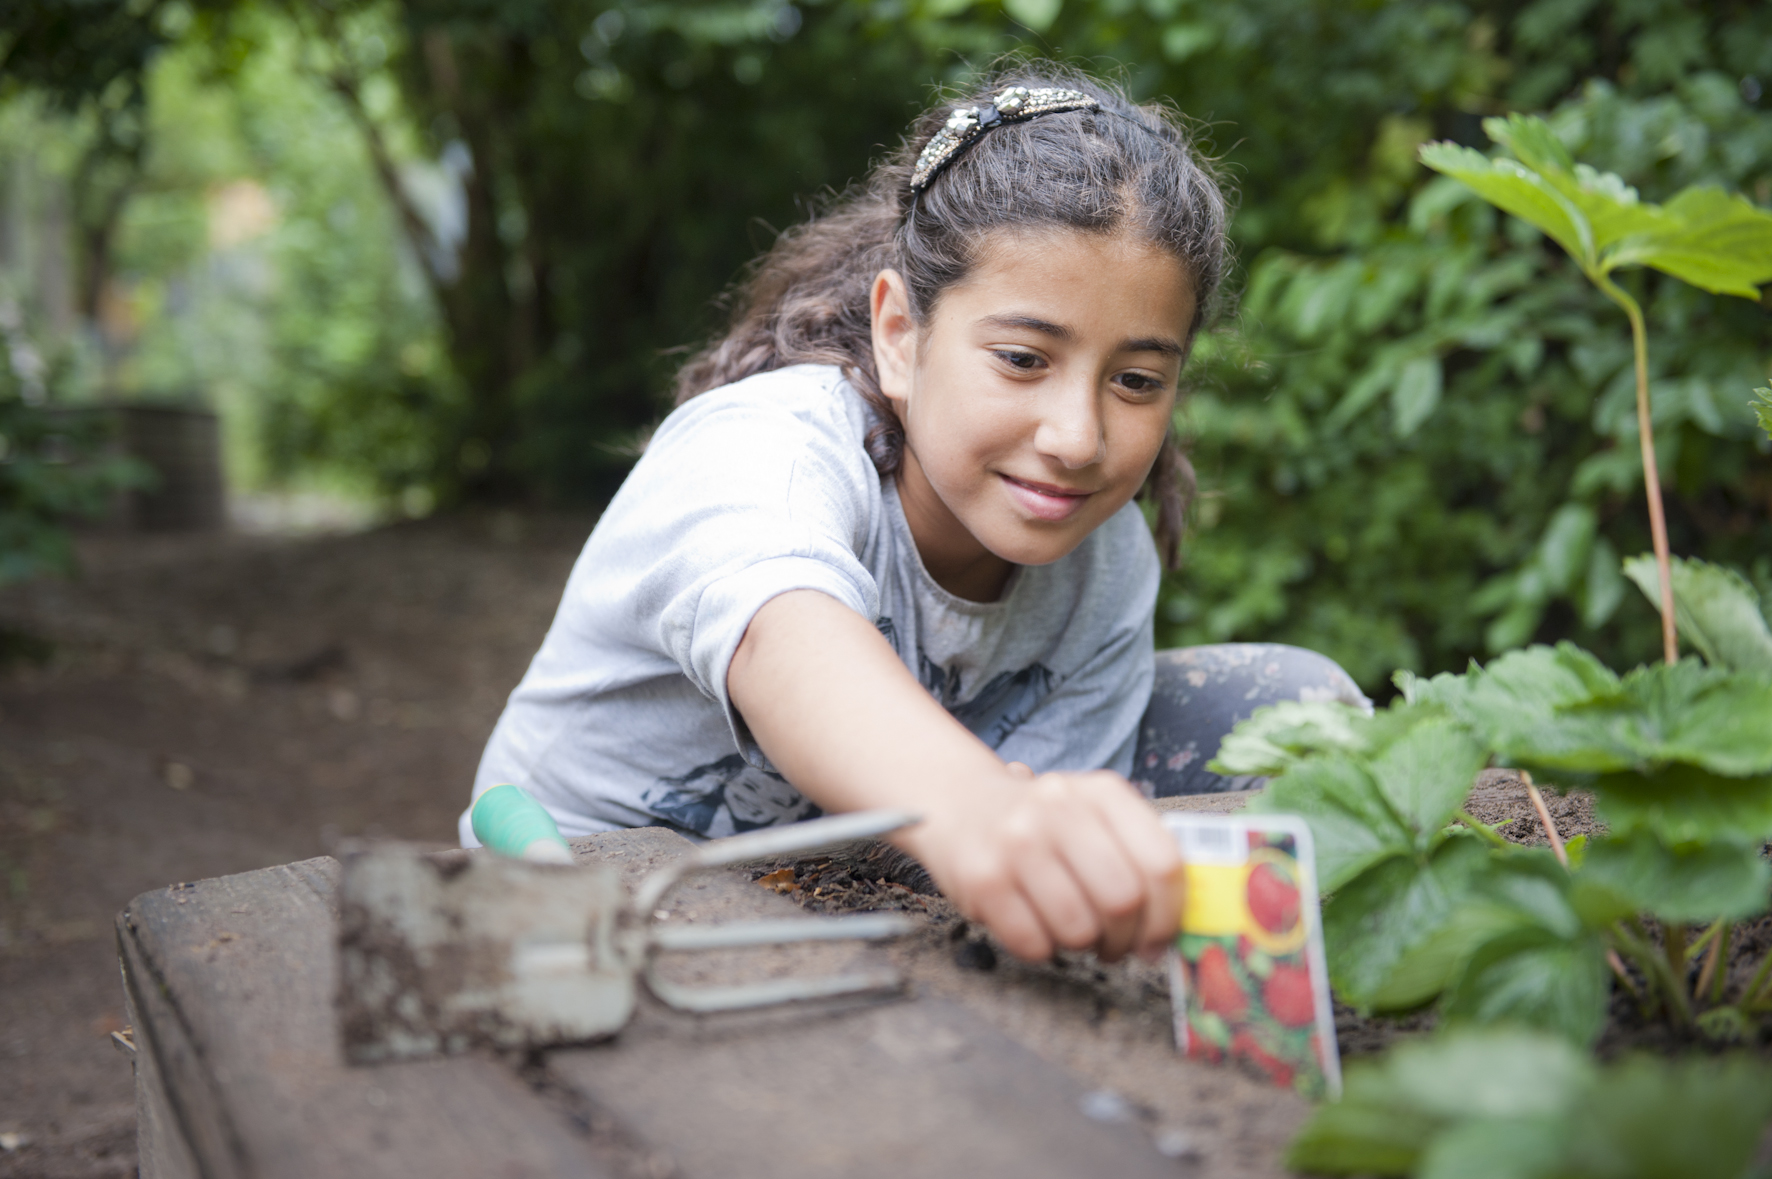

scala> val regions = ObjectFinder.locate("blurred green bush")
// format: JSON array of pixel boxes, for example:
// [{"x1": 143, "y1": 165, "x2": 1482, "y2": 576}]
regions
[{"x1": 2, "y1": 0, "x2": 1767, "y2": 691}]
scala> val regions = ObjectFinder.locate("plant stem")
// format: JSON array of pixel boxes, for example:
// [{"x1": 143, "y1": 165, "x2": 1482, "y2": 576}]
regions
[
  {"x1": 1520, "y1": 772, "x2": 1567, "y2": 866},
  {"x1": 1612, "y1": 922, "x2": 1694, "y2": 1028},
  {"x1": 1740, "y1": 948, "x2": 1772, "y2": 1008},
  {"x1": 1455, "y1": 810, "x2": 1512, "y2": 848},
  {"x1": 1593, "y1": 272, "x2": 1677, "y2": 666},
  {"x1": 1700, "y1": 921, "x2": 1731, "y2": 1006},
  {"x1": 1666, "y1": 921, "x2": 1688, "y2": 987}
]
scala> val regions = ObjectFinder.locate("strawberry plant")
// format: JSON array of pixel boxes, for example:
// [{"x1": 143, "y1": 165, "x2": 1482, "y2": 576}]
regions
[
  {"x1": 1419, "y1": 114, "x2": 1772, "y2": 667},
  {"x1": 1217, "y1": 114, "x2": 1772, "y2": 1175}
]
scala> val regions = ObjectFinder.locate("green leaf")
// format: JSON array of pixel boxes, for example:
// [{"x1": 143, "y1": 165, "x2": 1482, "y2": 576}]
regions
[
  {"x1": 1364, "y1": 902, "x2": 1528, "y2": 1012},
  {"x1": 1417, "y1": 1117, "x2": 1565, "y2": 1179},
  {"x1": 1366, "y1": 715, "x2": 1488, "y2": 845},
  {"x1": 1441, "y1": 926, "x2": 1612, "y2": 1045},
  {"x1": 1591, "y1": 763, "x2": 1772, "y2": 846},
  {"x1": 1419, "y1": 142, "x2": 1593, "y2": 264},
  {"x1": 1416, "y1": 645, "x2": 1772, "y2": 777},
  {"x1": 1563, "y1": 1054, "x2": 1772, "y2": 1179},
  {"x1": 1326, "y1": 837, "x2": 1493, "y2": 1008},
  {"x1": 1408, "y1": 644, "x2": 1629, "y2": 772},
  {"x1": 1387, "y1": 1025, "x2": 1591, "y2": 1121},
  {"x1": 1537, "y1": 504, "x2": 1596, "y2": 596},
  {"x1": 1289, "y1": 1031, "x2": 1772, "y2": 1179},
  {"x1": 1286, "y1": 1028, "x2": 1590, "y2": 1177},
  {"x1": 1604, "y1": 186, "x2": 1772, "y2": 299},
  {"x1": 1755, "y1": 386, "x2": 1772, "y2": 443},
  {"x1": 1577, "y1": 829, "x2": 1772, "y2": 923},
  {"x1": 1002, "y1": 0, "x2": 1060, "y2": 30},
  {"x1": 1622, "y1": 554, "x2": 1772, "y2": 673},
  {"x1": 1481, "y1": 113, "x2": 1574, "y2": 176},
  {"x1": 1391, "y1": 354, "x2": 1442, "y2": 437},
  {"x1": 1285, "y1": 1097, "x2": 1439, "y2": 1176},
  {"x1": 1208, "y1": 699, "x2": 1370, "y2": 777}
]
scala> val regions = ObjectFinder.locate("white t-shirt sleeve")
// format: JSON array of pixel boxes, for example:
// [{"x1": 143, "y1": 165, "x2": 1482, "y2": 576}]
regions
[{"x1": 573, "y1": 377, "x2": 881, "y2": 758}]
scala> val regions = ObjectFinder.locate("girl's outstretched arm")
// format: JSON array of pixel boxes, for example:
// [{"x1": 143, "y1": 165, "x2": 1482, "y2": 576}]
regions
[{"x1": 728, "y1": 588, "x2": 1180, "y2": 962}]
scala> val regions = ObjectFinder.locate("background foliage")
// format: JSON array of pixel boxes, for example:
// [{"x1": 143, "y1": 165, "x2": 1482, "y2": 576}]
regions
[{"x1": 2, "y1": 0, "x2": 1768, "y2": 690}]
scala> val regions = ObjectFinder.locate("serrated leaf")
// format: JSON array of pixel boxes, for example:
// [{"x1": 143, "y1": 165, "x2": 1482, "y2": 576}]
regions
[
  {"x1": 1613, "y1": 660, "x2": 1772, "y2": 776},
  {"x1": 1366, "y1": 716, "x2": 1488, "y2": 845},
  {"x1": 1419, "y1": 143, "x2": 1593, "y2": 263},
  {"x1": 1208, "y1": 699, "x2": 1370, "y2": 777},
  {"x1": 1482, "y1": 113, "x2": 1574, "y2": 175},
  {"x1": 1577, "y1": 829, "x2": 1772, "y2": 923},
  {"x1": 1411, "y1": 644, "x2": 1630, "y2": 772},
  {"x1": 1755, "y1": 386, "x2": 1772, "y2": 442},
  {"x1": 1364, "y1": 903, "x2": 1526, "y2": 1012},
  {"x1": 1247, "y1": 756, "x2": 1412, "y2": 890},
  {"x1": 1604, "y1": 186, "x2": 1772, "y2": 299},
  {"x1": 1420, "y1": 644, "x2": 1772, "y2": 776},
  {"x1": 1326, "y1": 837, "x2": 1493, "y2": 1007},
  {"x1": 1592, "y1": 763, "x2": 1772, "y2": 846},
  {"x1": 1622, "y1": 554, "x2": 1772, "y2": 673},
  {"x1": 1441, "y1": 926, "x2": 1612, "y2": 1045}
]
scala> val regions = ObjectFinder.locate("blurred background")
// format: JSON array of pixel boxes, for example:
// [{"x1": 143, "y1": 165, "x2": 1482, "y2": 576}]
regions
[{"x1": 0, "y1": 0, "x2": 1768, "y2": 1174}]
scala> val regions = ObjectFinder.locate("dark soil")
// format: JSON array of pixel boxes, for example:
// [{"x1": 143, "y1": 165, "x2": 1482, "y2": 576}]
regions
[{"x1": 0, "y1": 513, "x2": 593, "y2": 1178}]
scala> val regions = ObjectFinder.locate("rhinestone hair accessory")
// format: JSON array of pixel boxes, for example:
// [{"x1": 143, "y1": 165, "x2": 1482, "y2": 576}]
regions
[{"x1": 909, "y1": 85, "x2": 1100, "y2": 194}]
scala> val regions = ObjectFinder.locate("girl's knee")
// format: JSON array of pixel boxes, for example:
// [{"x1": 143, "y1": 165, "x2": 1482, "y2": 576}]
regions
[{"x1": 1135, "y1": 644, "x2": 1369, "y2": 798}]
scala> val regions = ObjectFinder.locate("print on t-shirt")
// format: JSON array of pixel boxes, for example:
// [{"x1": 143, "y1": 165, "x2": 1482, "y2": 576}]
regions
[{"x1": 641, "y1": 753, "x2": 823, "y2": 839}]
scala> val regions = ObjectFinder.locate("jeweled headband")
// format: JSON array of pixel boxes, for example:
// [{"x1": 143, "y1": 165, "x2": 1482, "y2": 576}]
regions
[{"x1": 910, "y1": 85, "x2": 1100, "y2": 194}]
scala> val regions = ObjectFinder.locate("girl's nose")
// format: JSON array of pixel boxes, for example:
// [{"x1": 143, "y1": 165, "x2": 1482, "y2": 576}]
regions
[{"x1": 1033, "y1": 384, "x2": 1107, "y2": 469}]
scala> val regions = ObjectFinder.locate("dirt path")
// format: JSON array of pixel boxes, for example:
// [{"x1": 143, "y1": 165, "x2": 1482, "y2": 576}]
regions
[{"x1": 0, "y1": 513, "x2": 593, "y2": 1178}]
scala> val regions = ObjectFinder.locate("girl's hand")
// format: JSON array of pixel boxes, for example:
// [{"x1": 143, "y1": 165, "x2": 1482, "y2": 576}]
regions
[{"x1": 898, "y1": 767, "x2": 1182, "y2": 963}]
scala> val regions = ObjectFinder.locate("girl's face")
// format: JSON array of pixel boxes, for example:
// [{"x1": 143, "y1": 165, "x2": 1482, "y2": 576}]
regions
[{"x1": 871, "y1": 228, "x2": 1196, "y2": 602}]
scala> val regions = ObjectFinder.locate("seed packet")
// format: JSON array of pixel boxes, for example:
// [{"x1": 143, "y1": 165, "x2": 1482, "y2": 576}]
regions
[{"x1": 1164, "y1": 811, "x2": 1341, "y2": 1100}]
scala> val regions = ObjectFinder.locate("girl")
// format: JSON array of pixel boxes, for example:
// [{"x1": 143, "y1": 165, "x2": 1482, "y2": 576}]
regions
[{"x1": 462, "y1": 65, "x2": 1367, "y2": 964}]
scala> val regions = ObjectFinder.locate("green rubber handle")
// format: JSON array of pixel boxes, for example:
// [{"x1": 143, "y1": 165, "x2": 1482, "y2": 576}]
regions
[{"x1": 471, "y1": 784, "x2": 572, "y2": 863}]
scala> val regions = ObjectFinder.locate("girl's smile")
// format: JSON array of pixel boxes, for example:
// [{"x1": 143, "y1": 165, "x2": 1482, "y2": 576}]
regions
[
  {"x1": 871, "y1": 228, "x2": 1198, "y2": 601},
  {"x1": 998, "y1": 473, "x2": 1095, "y2": 522}
]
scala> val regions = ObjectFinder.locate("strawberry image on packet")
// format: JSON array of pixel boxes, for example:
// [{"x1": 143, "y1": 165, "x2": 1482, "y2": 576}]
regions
[{"x1": 1164, "y1": 812, "x2": 1341, "y2": 1100}]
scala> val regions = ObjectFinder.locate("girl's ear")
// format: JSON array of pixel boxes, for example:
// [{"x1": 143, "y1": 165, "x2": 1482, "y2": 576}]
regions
[{"x1": 869, "y1": 269, "x2": 917, "y2": 410}]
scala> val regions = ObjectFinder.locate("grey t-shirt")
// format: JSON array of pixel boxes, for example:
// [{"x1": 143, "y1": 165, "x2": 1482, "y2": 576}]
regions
[{"x1": 460, "y1": 364, "x2": 1160, "y2": 844}]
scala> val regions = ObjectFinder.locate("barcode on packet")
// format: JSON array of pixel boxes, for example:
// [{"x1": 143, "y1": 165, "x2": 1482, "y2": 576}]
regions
[{"x1": 1175, "y1": 820, "x2": 1247, "y2": 865}]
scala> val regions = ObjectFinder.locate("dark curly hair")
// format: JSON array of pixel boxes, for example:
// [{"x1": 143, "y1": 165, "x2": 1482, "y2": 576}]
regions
[{"x1": 674, "y1": 62, "x2": 1230, "y2": 568}]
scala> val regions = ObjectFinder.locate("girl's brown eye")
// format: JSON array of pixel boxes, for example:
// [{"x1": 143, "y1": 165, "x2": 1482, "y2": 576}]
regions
[{"x1": 997, "y1": 350, "x2": 1041, "y2": 370}]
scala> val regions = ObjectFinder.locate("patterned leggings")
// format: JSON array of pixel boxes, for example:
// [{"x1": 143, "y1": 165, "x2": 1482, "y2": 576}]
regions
[{"x1": 1129, "y1": 643, "x2": 1370, "y2": 797}]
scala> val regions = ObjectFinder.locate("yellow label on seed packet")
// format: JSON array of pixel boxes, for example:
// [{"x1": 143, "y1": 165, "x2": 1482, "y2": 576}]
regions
[{"x1": 1181, "y1": 862, "x2": 1252, "y2": 936}]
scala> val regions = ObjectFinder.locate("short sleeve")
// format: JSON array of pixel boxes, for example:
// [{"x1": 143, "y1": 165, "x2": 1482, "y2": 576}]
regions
[{"x1": 559, "y1": 370, "x2": 883, "y2": 759}]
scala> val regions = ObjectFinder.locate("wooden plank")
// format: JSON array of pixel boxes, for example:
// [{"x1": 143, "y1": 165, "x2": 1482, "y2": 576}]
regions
[
  {"x1": 550, "y1": 995, "x2": 1180, "y2": 1179},
  {"x1": 120, "y1": 857, "x2": 617, "y2": 1179},
  {"x1": 545, "y1": 830, "x2": 1180, "y2": 1179}
]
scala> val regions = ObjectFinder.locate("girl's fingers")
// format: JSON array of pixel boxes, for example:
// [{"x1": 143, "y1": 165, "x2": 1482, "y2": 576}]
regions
[
  {"x1": 972, "y1": 881, "x2": 1053, "y2": 961},
  {"x1": 1039, "y1": 793, "x2": 1148, "y2": 958},
  {"x1": 1077, "y1": 774, "x2": 1183, "y2": 955},
  {"x1": 1010, "y1": 836, "x2": 1102, "y2": 951}
]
